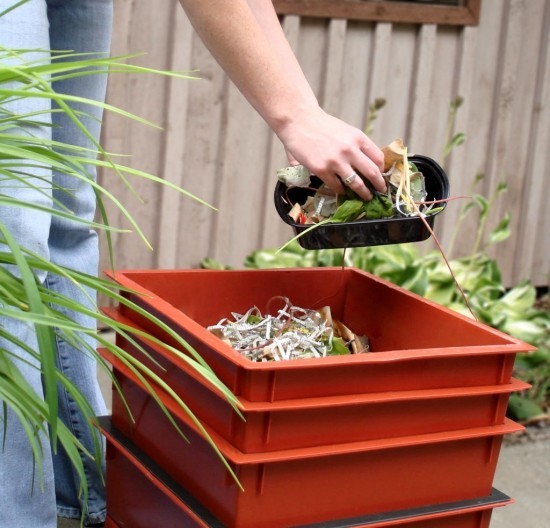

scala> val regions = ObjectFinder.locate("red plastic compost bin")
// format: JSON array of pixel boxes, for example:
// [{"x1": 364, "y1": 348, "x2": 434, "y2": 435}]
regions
[
  {"x1": 104, "y1": 353, "x2": 523, "y2": 528},
  {"x1": 100, "y1": 416, "x2": 513, "y2": 528},
  {"x1": 107, "y1": 268, "x2": 533, "y2": 402},
  {"x1": 103, "y1": 517, "x2": 120, "y2": 528},
  {"x1": 100, "y1": 318, "x2": 528, "y2": 454}
]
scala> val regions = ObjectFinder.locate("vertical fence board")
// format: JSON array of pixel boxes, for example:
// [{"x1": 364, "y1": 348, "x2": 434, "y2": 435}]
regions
[
  {"x1": 446, "y1": 0, "x2": 506, "y2": 258},
  {"x1": 99, "y1": 0, "x2": 549, "y2": 286},
  {"x1": 378, "y1": 25, "x2": 417, "y2": 145},
  {"x1": 297, "y1": 18, "x2": 329, "y2": 96},
  {"x1": 260, "y1": 16, "x2": 303, "y2": 249},
  {"x1": 156, "y1": 3, "x2": 195, "y2": 269},
  {"x1": 513, "y1": 0, "x2": 550, "y2": 287},
  {"x1": 172, "y1": 35, "x2": 228, "y2": 267},
  {"x1": 100, "y1": 0, "x2": 176, "y2": 272},
  {"x1": 407, "y1": 24, "x2": 437, "y2": 152},
  {"x1": 494, "y1": 0, "x2": 546, "y2": 283},
  {"x1": 440, "y1": 24, "x2": 478, "y2": 252},
  {"x1": 340, "y1": 21, "x2": 374, "y2": 130},
  {"x1": 424, "y1": 26, "x2": 459, "y2": 161},
  {"x1": 320, "y1": 19, "x2": 348, "y2": 115},
  {"x1": 416, "y1": 26, "x2": 458, "y2": 242},
  {"x1": 209, "y1": 85, "x2": 271, "y2": 266},
  {"x1": 366, "y1": 22, "x2": 393, "y2": 146}
]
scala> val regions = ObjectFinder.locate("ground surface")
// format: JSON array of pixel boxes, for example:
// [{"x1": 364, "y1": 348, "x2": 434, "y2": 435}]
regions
[{"x1": 491, "y1": 423, "x2": 550, "y2": 528}]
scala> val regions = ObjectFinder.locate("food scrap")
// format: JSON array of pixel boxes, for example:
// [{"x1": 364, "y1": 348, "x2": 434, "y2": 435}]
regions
[
  {"x1": 207, "y1": 298, "x2": 369, "y2": 362},
  {"x1": 278, "y1": 138, "x2": 443, "y2": 225}
]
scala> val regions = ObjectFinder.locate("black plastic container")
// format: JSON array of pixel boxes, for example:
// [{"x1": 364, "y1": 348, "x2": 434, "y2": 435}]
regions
[{"x1": 274, "y1": 155, "x2": 449, "y2": 249}]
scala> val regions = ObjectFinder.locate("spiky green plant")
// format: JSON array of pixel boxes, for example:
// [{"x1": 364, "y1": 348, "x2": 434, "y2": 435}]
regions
[{"x1": 0, "y1": 18, "x2": 242, "y2": 525}]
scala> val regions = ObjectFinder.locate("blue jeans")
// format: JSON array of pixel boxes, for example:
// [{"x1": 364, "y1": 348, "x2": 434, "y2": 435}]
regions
[{"x1": 0, "y1": 0, "x2": 113, "y2": 526}]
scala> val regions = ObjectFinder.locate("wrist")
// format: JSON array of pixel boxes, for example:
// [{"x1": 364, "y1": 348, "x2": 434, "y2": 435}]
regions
[{"x1": 268, "y1": 97, "x2": 321, "y2": 137}]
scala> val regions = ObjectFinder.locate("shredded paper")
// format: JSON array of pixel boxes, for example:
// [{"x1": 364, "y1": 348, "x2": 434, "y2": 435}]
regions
[{"x1": 208, "y1": 298, "x2": 369, "y2": 362}]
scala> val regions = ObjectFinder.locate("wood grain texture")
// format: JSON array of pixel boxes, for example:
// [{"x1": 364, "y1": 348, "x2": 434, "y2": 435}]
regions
[
  {"x1": 273, "y1": 0, "x2": 481, "y2": 26},
  {"x1": 99, "y1": 0, "x2": 549, "y2": 287}
]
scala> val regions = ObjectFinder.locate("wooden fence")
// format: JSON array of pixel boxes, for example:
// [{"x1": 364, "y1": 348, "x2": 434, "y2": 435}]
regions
[{"x1": 99, "y1": 0, "x2": 550, "y2": 288}]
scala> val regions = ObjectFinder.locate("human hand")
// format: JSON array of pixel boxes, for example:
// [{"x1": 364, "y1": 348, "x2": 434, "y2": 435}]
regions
[
  {"x1": 277, "y1": 107, "x2": 386, "y2": 201},
  {"x1": 178, "y1": 0, "x2": 383, "y2": 201}
]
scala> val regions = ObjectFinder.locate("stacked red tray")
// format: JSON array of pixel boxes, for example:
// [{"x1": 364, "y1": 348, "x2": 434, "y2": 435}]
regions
[{"x1": 101, "y1": 268, "x2": 532, "y2": 527}]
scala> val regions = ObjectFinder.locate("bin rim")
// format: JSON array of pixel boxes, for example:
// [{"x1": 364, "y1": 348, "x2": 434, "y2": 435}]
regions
[
  {"x1": 105, "y1": 267, "x2": 535, "y2": 372},
  {"x1": 104, "y1": 349, "x2": 524, "y2": 466},
  {"x1": 101, "y1": 311, "x2": 531, "y2": 412}
]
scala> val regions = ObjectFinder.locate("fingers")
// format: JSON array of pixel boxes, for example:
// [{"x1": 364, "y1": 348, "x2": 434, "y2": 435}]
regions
[
  {"x1": 320, "y1": 169, "x2": 373, "y2": 201},
  {"x1": 360, "y1": 136, "x2": 385, "y2": 171},
  {"x1": 278, "y1": 110, "x2": 386, "y2": 201},
  {"x1": 339, "y1": 171, "x2": 373, "y2": 201},
  {"x1": 330, "y1": 154, "x2": 385, "y2": 201},
  {"x1": 322, "y1": 136, "x2": 386, "y2": 201},
  {"x1": 316, "y1": 161, "x2": 381, "y2": 201},
  {"x1": 356, "y1": 138, "x2": 387, "y2": 193}
]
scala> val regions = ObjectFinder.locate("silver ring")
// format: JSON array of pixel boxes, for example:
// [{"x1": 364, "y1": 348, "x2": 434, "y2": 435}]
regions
[{"x1": 343, "y1": 172, "x2": 358, "y2": 186}]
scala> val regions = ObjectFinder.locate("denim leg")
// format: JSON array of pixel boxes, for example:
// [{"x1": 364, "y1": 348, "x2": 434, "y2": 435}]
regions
[
  {"x1": 0, "y1": 1, "x2": 58, "y2": 527},
  {"x1": 46, "y1": 0, "x2": 113, "y2": 523},
  {"x1": 1, "y1": 0, "x2": 113, "y2": 524}
]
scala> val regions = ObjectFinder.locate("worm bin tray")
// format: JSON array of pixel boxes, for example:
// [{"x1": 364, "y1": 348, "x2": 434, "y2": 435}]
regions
[
  {"x1": 100, "y1": 322, "x2": 528, "y2": 453},
  {"x1": 104, "y1": 517, "x2": 121, "y2": 528},
  {"x1": 107, "y1": 268, "x2": 533, "y2": 402},
  {"x1": 273, "y1": 155, "x2": 449, "y2": 249},
  {"x1": 104, "y1": 358, "x2": 523, "y2": 528},
  {"x1": 100, "y1": 417, "x2": 513, "y2": 528}
]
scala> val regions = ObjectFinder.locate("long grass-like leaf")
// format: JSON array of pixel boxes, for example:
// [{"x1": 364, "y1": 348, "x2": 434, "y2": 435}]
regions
[
  {"x1": 0, "y1": 265, "x2": 242, "y2": 416},
  {"x1": 75, "y1": 157, "x2": 217, "y2": 211},
  {"x1": 0, "y1": 222, "x2": 59, "y2": 443},
  {"x1": 1, "y1": 42, "x2": 244, "y2": 497},
  {"x1": 0, "y1": 0, "x2": 30, "y2": 18},
  {"x1": 0, "y1": 196, "x2": 130, "y2": 233},
  {"x1": 0, "y1": 350, "x2": 95, "y2": 509}
]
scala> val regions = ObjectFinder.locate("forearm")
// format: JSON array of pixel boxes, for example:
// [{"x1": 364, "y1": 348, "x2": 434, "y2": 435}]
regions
[
  {"x1": 244, "y1": 0, "x2": 317, "y2": 105},
  {"x1": 178, "y1": 0, "x2": 316, "y2": 134},
  {"x1": 178, "y1": 0, "x2": 385, "y2": 199}
]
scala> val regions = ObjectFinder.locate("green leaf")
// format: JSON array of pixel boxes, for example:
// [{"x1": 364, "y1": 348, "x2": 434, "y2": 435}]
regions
[
  {"x1": 488, "y1": 214, "x2": 511, "y2": 245},
  {"x1": 496, "y1": 181, "x2": 508, "y2": 194},
  {"x1": 500, "y1": 283, "x2": 537, "y2": 312},
  {"x1": 331, "y1": 199, "x2": 364, "y2": 222},
  {"x1": 516, "y1": 348, "x2": 550, "y2": 368},
  {"x1": 252, "y1": 250, "x2": 306, "y2": 269},
  {"x1": 0, "y1": 0, "x2": 30, "y2": 18},
  {"x1": 329, "y1": 337, "x2": 350, "y2": 356},
  {"x1": 474, "y1": 173, "x2": 485, "y2": 185},
  {"x1": 0, "y1": 44, "x2": 245, "y2": 496},
  {"x1": 275, "y1": 219, "x2": 331, "y2": 254},
  {"x1": 0, "y1": 222, "x2": 59, "y2": 445},
  {"x1": 363, "y1": 194, "x2": 393, "y2": 219},
  {"x1": 401, "y1": 267, "x2": 429, "y2": 296},
  {"x1": 443, "y1": 131, "x2": 466, "y2": 158},
  {"x1": 473, "y1": 194, "x2": 490, "y2": 220},
  {"x1": 425, "y1": 283, "x2": 457, "y2": 306},
  {"x1": 425, "y1": 206, "x2": 444, "y2": 216},
  {"x1": 502, "y1": 320, "x2": 545, "y2": 344},
  {"x1": 508, "y1": 394, "x2": 545, "y2": 421},
  {"x1": 201, "y1": 257, "x2": 232, "y2": 270}
]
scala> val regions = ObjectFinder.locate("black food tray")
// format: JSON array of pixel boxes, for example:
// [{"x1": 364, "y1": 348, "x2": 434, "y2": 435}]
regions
[{"x1": 274, "y1": 155, "x2": 449, "y2": 249}]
